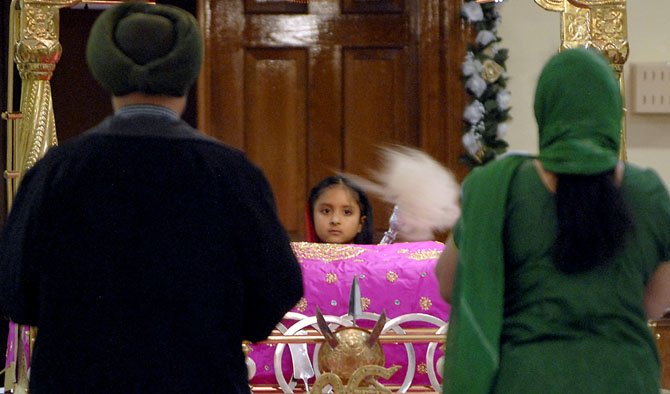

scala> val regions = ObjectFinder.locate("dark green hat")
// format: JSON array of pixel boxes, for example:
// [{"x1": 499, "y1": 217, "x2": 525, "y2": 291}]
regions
[{"x1": 86, "y1": 2, "x2": 203, "y2": 97}]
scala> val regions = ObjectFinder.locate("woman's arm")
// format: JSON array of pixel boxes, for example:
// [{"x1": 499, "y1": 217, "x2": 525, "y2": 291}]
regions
[
  {"x1": 644, "y1": 262, "x2": 670, "y2": 320},
  {"x1": 435, "y1": 235, "x2": 459, "y2": 303}
]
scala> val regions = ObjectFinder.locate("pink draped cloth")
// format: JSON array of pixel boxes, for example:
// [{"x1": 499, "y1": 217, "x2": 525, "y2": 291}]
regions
[
  {"x1": 4, "y1": 322, "x2": 32, "y2": 382},
  {"x1": 248, "y1": 241, "x2": 449, "y2": 387}
]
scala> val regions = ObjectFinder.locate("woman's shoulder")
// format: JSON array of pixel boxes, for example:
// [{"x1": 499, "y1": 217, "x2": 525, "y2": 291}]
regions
[
  {"x1": 464, "y1": 153, "x2": 533, "y2": 183},
  {"x1": 623, "y1": 163, "x2": 668, "y2": 193},
  {"x1": 622, "y1": 163, "x2": 670, "y2": 215}
]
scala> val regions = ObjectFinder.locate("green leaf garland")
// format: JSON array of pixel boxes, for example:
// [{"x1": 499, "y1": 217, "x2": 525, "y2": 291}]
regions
[{"x1": 461, "y1": 0, "x2": 511, "y2": 166}]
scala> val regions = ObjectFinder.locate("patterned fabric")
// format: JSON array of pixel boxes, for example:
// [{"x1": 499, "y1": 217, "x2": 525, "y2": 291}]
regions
[{"x1": 248, "y1": 241, "x2": 450, "y2": 386}]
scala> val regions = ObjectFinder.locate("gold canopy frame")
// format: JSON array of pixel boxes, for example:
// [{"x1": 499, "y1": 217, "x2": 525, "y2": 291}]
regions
[{"x1": 535, "y1": 0, "x2": 629, "y2": 160}]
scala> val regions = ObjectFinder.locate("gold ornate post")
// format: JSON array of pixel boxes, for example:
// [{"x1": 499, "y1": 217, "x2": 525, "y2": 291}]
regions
[
  {"x1": 535, "y1": 0, "x2": 629, "y2": 160},
  {"x1": 3, "y1": 1, "x2": 81, "y2": 392}
]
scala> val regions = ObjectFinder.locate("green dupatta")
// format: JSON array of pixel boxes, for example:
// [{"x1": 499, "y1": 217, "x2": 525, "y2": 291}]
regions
[{"x1": 442, "y1": 154, "x2": 528, "y2": 394}]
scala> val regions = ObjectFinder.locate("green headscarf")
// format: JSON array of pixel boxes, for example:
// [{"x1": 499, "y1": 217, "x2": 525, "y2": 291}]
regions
[{"x1": 535, "y1": 48, "x2": 622, "y2": 174}]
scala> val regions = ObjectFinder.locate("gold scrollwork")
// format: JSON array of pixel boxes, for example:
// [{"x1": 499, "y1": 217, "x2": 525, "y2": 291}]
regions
[
  {"x1": 535, "y1": 0, "x2": 564, "y2": 12},
  {"x1": 311, "y1": 365, "x2": 401, "y2": 394},
  {"x1": 535, "y1": 0, "x2": 628, "y2": 67},
  {"x1": 568, "y1": 0, "x2": 625, "y2": 6},
  {"x1": 535, "y1": 0, "x2": 628, "y2": 160},
  {"x1": 564, "y1": 8, "x2": 590, "y2": 44}
]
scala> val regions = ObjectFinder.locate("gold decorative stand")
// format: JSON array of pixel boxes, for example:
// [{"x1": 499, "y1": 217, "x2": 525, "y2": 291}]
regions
[
  {"x1": 2, "y1": 1, "x2": 105, "y2": 392},
  {"x1": 535, "y1": 0, "x2": 629, "y2": 159}
]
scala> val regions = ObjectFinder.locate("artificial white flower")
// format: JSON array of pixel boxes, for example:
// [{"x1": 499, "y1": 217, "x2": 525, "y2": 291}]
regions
[
  {"x1": 461, "y1": 1, "x2": 484, "y2": 22},
  {"x1": 462, "y1": 130, "x2": 482, "y2": 157},
  {"x1": 497, "y1": 89, "x2": 512, "y2": 110},
  {"x1": 466, "y1": 74, "x2": 487, "y2": 98},
  {"x1": 463, "y1": 100, "x2": 486, "y2": 125},
  {"x1": 476, "y1": 30, "x2": 497, "y2": 47},
  {"x1": 464, "y1": 101, "x2": 486, "y2": 125},
  {"x1": 462, "y1": 52, "x2": 483, "y2": 77},
  {"x1": 496, "y1": 123, "x2": 509, "y2": 139}
]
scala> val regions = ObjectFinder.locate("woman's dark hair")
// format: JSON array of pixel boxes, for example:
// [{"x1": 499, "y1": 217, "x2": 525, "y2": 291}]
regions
[
  {"x1": 554, "y1": 170, "x2": 633, "y2": 273},
  {"x1": 308, "y1": 175, "x2": 374, "y2": 244}
]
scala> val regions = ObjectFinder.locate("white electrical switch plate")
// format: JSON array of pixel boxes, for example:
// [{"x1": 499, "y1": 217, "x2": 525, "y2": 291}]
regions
[{"x1": 632, "y1": 63, "x2": 670, "y2": 114}]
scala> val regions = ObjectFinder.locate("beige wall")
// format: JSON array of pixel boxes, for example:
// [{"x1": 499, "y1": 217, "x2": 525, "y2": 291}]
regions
[{"x1": 498, "y1": 1, "x2": 670, "y2": 186}]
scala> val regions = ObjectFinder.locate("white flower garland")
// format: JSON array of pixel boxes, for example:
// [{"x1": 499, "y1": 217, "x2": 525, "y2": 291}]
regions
[{"x1": 461, "y1": 0, "x2": 511, "y2": 165}]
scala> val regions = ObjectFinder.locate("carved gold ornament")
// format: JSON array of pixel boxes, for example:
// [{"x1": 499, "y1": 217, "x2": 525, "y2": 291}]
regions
[
  {"x1": 316, "y1": 308, "x2": 392, "y2": 389},
  {"x1": 318, "y1": 327, "x2": 385, "y2": 382},
  {"x1": 311, "y1": 365, "x2": 402, "y2": 394}
]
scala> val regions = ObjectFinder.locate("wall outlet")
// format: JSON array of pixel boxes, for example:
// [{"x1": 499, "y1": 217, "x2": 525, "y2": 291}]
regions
[{"x1": 632, "y1": 63, "x2": 670, "y2": 114}]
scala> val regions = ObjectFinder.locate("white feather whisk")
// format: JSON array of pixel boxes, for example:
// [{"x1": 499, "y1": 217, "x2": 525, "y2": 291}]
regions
[{"x1": 343, "y1": 146, "x2": 461, "y2": 242}]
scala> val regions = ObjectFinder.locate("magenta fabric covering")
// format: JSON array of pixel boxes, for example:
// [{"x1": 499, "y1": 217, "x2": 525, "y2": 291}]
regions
[
  {"x1": 248, "y1": 241, "x2": 449, "y2": 387},
  {"x1": 4, "y1": 322, "x2": 31, "y2": 373}
]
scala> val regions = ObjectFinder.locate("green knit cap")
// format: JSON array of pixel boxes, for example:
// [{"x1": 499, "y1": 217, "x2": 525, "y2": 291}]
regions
[
  {"x1": 535, "y1": 48, "x2": 622, "y2": 175},
  {"x1": 86, "y1": 2, "x2": 203, "y2": 97}
]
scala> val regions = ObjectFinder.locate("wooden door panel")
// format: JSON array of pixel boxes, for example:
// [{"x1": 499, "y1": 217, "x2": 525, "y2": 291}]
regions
[
  {"x1": 342, "y1": 48, "x2": 413, "y2": 233},
  {"x1": 199, "y1": 0, "x2": 469, "y2": 240},
  {"x1": 243, "y1": 14, "x2": 407, "y2": 47},
  {"x1": 343, "y1": 48, "x2": 414, "y2": 173},
  {"x1": 307, "y1": 46, "x2": 343, "y2": 186},
  {"x1": 244, "y1": 49, "x2": 308, "y2": 234},
  {"x1": 342, "y1": 0, "x2": 404, "y2": 14},
  {"x1": 244, "y1": 0, "x2": 307, "y2": 14}
]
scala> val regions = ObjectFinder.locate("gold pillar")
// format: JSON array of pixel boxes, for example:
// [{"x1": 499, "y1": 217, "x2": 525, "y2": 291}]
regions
[
  {"x1": 535, "y1": 0, "x2": 629, "y2": 159},
  {"x1": 3, "y1": 1, "x2": 81, "y2": 392}
]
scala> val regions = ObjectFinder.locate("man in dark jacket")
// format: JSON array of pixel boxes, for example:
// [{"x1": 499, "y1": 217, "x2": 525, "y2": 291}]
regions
[{"x1": 0, "y1": 3, "x2": 303, "y2": 393}]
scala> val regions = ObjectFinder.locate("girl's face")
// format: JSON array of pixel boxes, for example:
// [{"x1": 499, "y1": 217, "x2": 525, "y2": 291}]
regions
[{"x1": 313, "y1": 185, "x2": 366, "y2": 244}]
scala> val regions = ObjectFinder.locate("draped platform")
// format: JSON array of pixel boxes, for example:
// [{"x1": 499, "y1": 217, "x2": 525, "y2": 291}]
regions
[{"x1": 247, "y1": 241, "x2": 450, "y2": 391}]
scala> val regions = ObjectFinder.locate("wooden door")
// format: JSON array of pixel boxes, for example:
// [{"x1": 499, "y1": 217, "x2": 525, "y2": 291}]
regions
[{"x1": 197, "y1": 0, "x2": 469, "y2": 240}]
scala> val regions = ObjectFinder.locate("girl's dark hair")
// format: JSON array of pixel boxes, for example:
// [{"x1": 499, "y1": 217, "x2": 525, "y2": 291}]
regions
[
  {"x1": 554, "y1": 170, "x2": 633, "y2": 273},
  {"x1": 308, "y1": 175, "x2": 374, "y2": 244}
]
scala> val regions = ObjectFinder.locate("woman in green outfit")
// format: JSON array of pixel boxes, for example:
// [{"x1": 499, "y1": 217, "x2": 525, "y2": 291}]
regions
[{"x1": 436, "y1": 48, "x2": 670, "y2": 393}]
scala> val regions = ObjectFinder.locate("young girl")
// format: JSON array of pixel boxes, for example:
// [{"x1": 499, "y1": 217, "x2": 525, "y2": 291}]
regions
[{"x1": 306, "y1": 176, "x2": 374, "y2": 244}]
